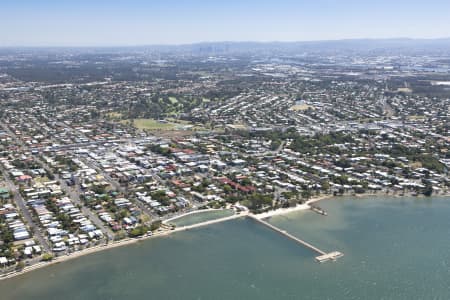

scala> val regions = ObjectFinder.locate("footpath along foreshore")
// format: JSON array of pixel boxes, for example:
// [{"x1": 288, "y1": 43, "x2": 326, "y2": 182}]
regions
[
  {"x1": 0, "y1": 194, "x2": 332, "y2": 281},
  {"x1": 163, "y1": 207, "x2": 233, "y2": 223},
  {"x1": 0, "y1": 193, "x2": 363, "y2": 281},
  {"x1": 3, "y1": 192, "x2": 448, "y2": 281},
  {"x1": 0, "y1": 210, "x2": 248, "y2": 281}
]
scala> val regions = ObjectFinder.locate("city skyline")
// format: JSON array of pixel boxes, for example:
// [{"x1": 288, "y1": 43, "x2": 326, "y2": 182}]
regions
[
  {"x1": 1, "y1": 0, "x2": 450, "y2": 46},
  {"x1": 0, "y1": 1, "x2": 450, "y2": 297}
]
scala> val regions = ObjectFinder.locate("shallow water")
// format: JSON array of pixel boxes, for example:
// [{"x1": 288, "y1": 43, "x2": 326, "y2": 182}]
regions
[
  {"x1": 169, "y1": 209, "x2": 234, "y2": 227},
  {"x1": 1, "y1": 196, "x2": 449, "y2": 300}
]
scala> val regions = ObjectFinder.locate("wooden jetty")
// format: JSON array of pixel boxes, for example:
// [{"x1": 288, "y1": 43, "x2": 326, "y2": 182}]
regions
[{"x1": 249, "y1": 215, "x2": 343, "y2": 262}]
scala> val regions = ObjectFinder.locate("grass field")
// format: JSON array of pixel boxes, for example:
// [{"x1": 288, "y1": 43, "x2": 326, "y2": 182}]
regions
[
  {"x1": 122, "y1": 118, "x2": 207, "y2": 132},
  {"x1": 128, "y1": 119, "x2": 175, "y2": 130},
  {"x1": 166, "y1": 118, "x2": 191, "y2": 125}
]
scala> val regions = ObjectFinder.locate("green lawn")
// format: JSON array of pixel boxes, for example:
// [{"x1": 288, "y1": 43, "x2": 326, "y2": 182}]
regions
[
  {"x1": 129, "y1": 119, "x2": 175, "y2": 130},
  {"x1": 122, "y1": 118, "x2": 206, "y2": 131}
]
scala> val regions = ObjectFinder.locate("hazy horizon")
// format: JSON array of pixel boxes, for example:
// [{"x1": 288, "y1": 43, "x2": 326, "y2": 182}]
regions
[
  {"x1": 2, "y1": 0, "x2": 450, "y2": 47},
  {"x1": 2, "y1": 37, "x2": 450, "y2": 49}
]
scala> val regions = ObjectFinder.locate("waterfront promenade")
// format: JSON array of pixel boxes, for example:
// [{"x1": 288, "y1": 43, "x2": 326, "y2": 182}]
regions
[
  {"x1": 1, "y1": 201, "x2": 343, "y2": 281},
  {"x1": 0, "y1": 211, "x2": 248, "y2": 281}
]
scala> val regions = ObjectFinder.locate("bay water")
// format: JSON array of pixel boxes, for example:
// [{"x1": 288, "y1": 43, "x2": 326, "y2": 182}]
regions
[{"x1": 1, "y1": 196, "x2": 449, "y2": 300}]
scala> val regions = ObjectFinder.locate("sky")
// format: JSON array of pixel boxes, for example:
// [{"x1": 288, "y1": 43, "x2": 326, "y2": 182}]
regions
[{"x1": 1, "y1": 0, "x2": 450, "y2": 46}]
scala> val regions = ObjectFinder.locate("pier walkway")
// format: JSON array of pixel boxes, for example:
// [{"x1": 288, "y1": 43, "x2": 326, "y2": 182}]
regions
[
  {"x1": 165, "y1": 210, "x2": 343, "y2": 263},
  {"x1": 248, "y1": 215, "x2": 343, "y2": 262},
  {"x1": 167, "y1": 211, "x2": 249, "y2": 232}
]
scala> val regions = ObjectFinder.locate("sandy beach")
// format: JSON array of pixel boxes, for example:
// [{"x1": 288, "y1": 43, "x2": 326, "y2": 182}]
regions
[{"x1": 254, "y1": 194, "x2": 333, "y2": 219}]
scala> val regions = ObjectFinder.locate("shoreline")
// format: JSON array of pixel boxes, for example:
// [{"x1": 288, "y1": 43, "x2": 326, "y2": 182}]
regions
[
  {"x1": 1, "y1": 195, "x2": 333, "y2": 281},
  {"x1": 253, "y1": 194, "x2": 334, "y2": 219},
  {"x1": 2, "y1": 192, "x2": 449, "y2": 281},
  {"x1": 163, "y1": 208, "x2": 232, "y2": 223},
  {"x1": 0, "y1": 211, "x2": 247, "y2": 281}
]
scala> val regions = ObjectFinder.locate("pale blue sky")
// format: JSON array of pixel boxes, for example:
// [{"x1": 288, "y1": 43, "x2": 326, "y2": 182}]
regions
[{"x1": 1, "y1": 0, "x2": 449, "y2": 46}]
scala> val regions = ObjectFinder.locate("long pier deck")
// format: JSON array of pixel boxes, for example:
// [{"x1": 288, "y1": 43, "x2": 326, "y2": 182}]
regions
[
  {"x1": 248, "y1": 215, "x2": 343, "y2": 262},
  {"x1": 164, "y1": 210, "x2": 343, "y2": 263}
]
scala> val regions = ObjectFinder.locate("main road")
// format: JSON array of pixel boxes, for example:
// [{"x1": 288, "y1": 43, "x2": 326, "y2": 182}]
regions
[
  {"x1": 0, "y1": 123, "x2": 52, "y2": 252},
  {"x1": 34, "y1": 156, "x2": 115, "y2": 241},
  {"x1": 0, "y1": 166, "x2": 51, "y2": 253}
]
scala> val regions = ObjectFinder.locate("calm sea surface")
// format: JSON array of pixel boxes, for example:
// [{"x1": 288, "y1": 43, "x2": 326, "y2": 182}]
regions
[
  {"x1": 169, "y1": 209, "x2": 234, "y2": 227},
  {"x1": 1, "y1": 196, "x2": 450, "y2": 300}
]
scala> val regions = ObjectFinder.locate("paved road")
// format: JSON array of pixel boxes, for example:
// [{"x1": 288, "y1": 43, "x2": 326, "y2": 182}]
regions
[
  {"x1": 0, "y1": 123, "x2": 52, "y2": 252},
  {"x1": 79, "y1": 157, "x2": 156, "y2": 221},
  {"x1": 51, "y1": 121, "x2": 158, "y2": 223},
  {"x1": 35, "y1": 156, "x2": 115, "y2": 240},
  {"x1": 2, "y1": 121, "x2": 115, "y2": 240},
  {"x1": 0, "y1": 166, "x2": 51, "y2": 253}
]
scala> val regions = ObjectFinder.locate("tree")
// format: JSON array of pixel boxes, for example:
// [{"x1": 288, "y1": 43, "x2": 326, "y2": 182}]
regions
[
  {"x1": 139, "y1": 214, "x2": 150, "y2": 223},
  {"x1": 242, "y1": 193, "x2": 272, "y2": 211},
  {"x1": 150, "y1": 220, "x2": 162, "y2": 231},
  {"x1": 42, "y1": 253, "x2": 54, "y2": 261},
  {"x1": 118, "y1": 209, "x2": 129, "y2": 219},
  {"x1": 223, "y1": 185, "x2": 233, "y2": 194},
  {"x1": 321, "y1": 181, "x2": 330, "y2": 192},
  {"x1": 114, "y1": 230, "x2": 127, "y2": 241},
  {"x1": 423, "y1": 183, "x2": 433, "y2": 197},
  {"x1": 129, "y1": 225, "x2": 150, "y2": 237},
  {"x1": 240, "y1": 177, "x2": 252, "y2": 186},
  {"x1": 15, "y1": 261, "x2": 25, "y2": 271},
  {"x1": 301, "y1": 189, "x2": 312, "y2": 200}
]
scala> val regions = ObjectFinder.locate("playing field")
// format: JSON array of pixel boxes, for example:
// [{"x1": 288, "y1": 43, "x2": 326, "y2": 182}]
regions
[{"x1": 129, "y1": 119, "x2": 175, "y2": 130}]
